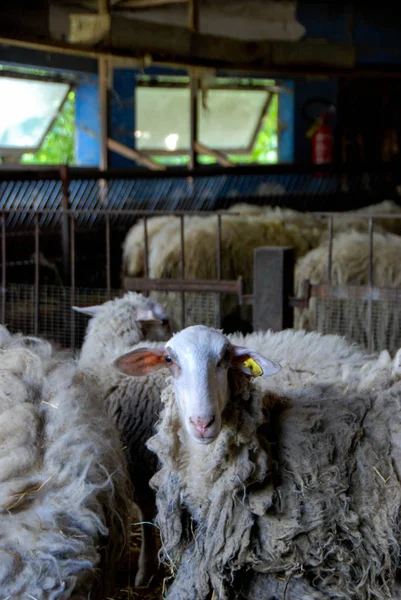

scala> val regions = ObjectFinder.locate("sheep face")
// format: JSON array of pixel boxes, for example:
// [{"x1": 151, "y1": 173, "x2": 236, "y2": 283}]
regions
[
  {"x1": 113, "y1": 325, "x2": 281, "y2": 445},
  {"x1": 72, "y1": 292, "x2": 174, "y2": 342}
]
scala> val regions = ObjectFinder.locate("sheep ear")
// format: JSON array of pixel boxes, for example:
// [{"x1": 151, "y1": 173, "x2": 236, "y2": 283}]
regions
[
  {"x1": 114, "y1": 347, "x2": 166, "y2": 376},
  {"x1": 72, "y1": 305, "x2": 103, "y2": 317},
  {"x1": 135, "y1": 307, "x2": 163, "y2": 323},
  {"x1": 231, "y1": 345, "x2": 281, "y2": 378}
]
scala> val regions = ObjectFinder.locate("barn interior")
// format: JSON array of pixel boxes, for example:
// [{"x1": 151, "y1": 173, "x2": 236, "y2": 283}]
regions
[{"x1": 1, "y1": 2, "x2": 401, "y2": 596}]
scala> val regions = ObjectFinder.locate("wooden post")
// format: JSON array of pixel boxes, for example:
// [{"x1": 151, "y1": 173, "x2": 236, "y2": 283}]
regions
[
  {"x1": 98, "y1": 0, "x2": 110, "y2": 205},
  {"x1": 188, "y1": 0, "x2": 199, "y2": 170},
  {"x1": 99, "y1": 56, "x2": 109, "y2": 172},
  {"x1": 253, "y1": 246, "x2": 294, "y2": 332}
]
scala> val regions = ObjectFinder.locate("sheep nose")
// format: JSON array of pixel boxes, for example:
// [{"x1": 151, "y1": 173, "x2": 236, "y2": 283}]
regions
[{"x1": 190, "y1": 416, "x2": 216, "y2": 435}]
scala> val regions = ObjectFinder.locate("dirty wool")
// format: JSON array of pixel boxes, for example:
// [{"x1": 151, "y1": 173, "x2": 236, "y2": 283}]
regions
[
  {"x1": 0, "y1": 326, "x2": 131, "y2": 599},
  {"x1": 148, "y1": 343, "x2": 401, "y2": 599}
]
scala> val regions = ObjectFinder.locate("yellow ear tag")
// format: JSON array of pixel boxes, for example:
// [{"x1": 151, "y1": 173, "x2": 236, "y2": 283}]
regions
[{"x1": 243, "y1": 357, "x2": 263, "y2": 377}]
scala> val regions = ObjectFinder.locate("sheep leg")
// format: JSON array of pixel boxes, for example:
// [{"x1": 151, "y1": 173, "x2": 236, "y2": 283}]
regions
[{"x1": 135, "y1": 486, "x2": 159, "y2": 587}]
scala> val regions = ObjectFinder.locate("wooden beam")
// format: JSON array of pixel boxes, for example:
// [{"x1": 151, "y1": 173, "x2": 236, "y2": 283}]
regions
[
  {"x1": 115, "y1": 0, "x2": 188, "y2": 7},
  {"x1": 0, "y1": 21, "x2": 370, "y2": 76},
  {"x1": 82, "y1": 15, "x2": 356, "y2": 72},
  {"x1": 188, "y1": 0, "x2": 199, "y2": 170},
  {"x1": 107, "y1": 138, "x2": 167, "y2": 170},
  {"x1": 194, "y1": 142, "x2": 234, "y2": 167}
]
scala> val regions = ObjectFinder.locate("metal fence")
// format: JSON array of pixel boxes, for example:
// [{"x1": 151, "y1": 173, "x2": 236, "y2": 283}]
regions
[
  {"x1": 2, "y1": 164, "x2": 401, "y2": 351},
  {"x1": 0, "y1": 207, "x2": 245, "y2": 348},
  {"x1": 291, "y1": 212, "x2": 401, "y2": 353}
]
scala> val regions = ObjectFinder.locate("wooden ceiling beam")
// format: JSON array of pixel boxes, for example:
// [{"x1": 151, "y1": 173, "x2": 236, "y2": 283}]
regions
[
  {"x1": 0, "y1": 14, "x2": 365, "y2": 76},
  {"x1": 67, "y1": 14, "x2": 356, "y2": 72},
  {"x1": 115, "y1": 0, "x2": 188, "y2": 8}
]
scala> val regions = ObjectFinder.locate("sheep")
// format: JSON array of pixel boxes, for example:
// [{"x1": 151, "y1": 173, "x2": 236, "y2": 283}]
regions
[
  {"x1": 338, "y1": 199, "x2": 401, "y2": 236},
  {"x1": 121, "y1": 201, "x2": 401, "y2": 282},
  {"x1": 294, "y1": 229, "x2": 401, "y2": 351},
  {"x1": 74, "y1": 291, "x2": 174, "y2": 587},
  {"x1": 122, "y1": 215, "x2": 178, "y2": 280},
  {"x1": 114, "y1": 324, "x2": 401, "y2": 600},
  {"x1": 145, "y1": 212, "x2": 320, "y2": 333},
  {"x1": 73, "y1": 291, "x2": 174, "y2": 368},
  {"x1": 120, "y1": 201, "x2": 401, "y2": 334},
  {"x1": 0, "y1": 324, "x2": 131, "y2": 599}
]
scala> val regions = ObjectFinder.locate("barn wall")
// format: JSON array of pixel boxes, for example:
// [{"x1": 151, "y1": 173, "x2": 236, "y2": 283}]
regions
[
  {"x1": 295, "y1": 3, "x2": 401, "y2": 164},
  {"x1": 75, "y1": 78, "x2": 100, "y2": 167},
  {"x1": 3, "y1": 4, "x2": 401, "y2": 167}
]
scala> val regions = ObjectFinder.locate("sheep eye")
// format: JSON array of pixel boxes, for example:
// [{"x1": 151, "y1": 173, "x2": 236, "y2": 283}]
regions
[{"x1": 165, "y1": 355, "x2": 172, "y2": 364}]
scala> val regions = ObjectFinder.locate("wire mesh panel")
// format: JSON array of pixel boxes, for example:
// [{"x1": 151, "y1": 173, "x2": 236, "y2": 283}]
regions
[
  {"x1": 152, "y1": 291, "x2": 220, "y2": 330},
  {"x1": 3, "y1": 285, "x2": 221, "y2": 349},
  {"x1": 309, "y1": 296, "x2": 401, "y2": 354}
]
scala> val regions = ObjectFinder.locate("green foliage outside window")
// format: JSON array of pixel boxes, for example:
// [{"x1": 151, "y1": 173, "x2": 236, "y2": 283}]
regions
[{"x1": 20, "y1": 90, "x2": 76, "y2": 165}]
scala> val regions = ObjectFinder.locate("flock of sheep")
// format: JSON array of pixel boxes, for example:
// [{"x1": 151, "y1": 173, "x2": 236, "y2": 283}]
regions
[
  {"x1": 121, "y1": 199, "x2": 401, "y2": 343},
  {"x1": 3, "y1": 287, "x2": 401, "y2": 599}
]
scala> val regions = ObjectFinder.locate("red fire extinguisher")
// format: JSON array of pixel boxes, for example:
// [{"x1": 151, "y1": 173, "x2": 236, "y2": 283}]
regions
[
  {"x1": 303, "y1": 97, "x2": 336, "y2": 167},
  {"x1": 309, "y1": 113, "x2": 334, "y2": 165}
]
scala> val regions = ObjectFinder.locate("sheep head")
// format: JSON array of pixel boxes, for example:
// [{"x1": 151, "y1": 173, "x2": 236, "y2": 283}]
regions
[
  {"x1": 72, "y1": 292, "x2": 174, "y2": 341},
  {"x1": 113, "y1": 325, "x2": 281, "y2": 444}
]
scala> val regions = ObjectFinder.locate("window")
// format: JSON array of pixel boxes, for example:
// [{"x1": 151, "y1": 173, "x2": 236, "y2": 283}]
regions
[
  {"x1": 0, "y1": 69, "x2": 75, "y2": 164},
  {"x1": 135, "y1": 76, "x2": 279, "y2": 165}
]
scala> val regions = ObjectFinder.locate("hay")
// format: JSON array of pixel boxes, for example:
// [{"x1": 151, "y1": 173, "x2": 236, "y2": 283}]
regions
[{"x1": 111, "y1": 505, "x2": 164, "y2": 600}]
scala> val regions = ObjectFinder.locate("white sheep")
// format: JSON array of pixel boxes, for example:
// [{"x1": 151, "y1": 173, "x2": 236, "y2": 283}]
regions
[
  {"x1": 145, "y1": 212, "x2": 319, "y2": 332},
  {"x1": 0, "y1": 325, "x2": 131, "y2": 599},
  {"x1": 294, "y1": 229, "x2": 401, "y2": 351},
  {"x1": 74, "y1": 291, "x2": 173, "y2": 587},
  {"x1": 121, "y1": 200, "x2": 401, "y2": 283},
  {"x1": 122, "y1": 215, "x2": 178, "y2": 280},
  {"x1": 114, "y1": 325, "x2": 401, "y2": 600}
]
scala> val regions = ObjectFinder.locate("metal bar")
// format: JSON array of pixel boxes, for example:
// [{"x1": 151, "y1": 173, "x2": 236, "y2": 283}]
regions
[
  {"x1": 124, "y1": 276, "x2": 242, "y2": 294},
  {"x1": 34, "y1": 216, "x2": 40, "y2": 336},
  {"x1": 180, "y1": 215, "x2": 185, "y2": 328},
  {"x1": 308, "y1": 283, "x2": 401, "y2": 302},
  {"x1": 60, "y1": 165, "x2": 71, "y2": 285},
  {"x1": 143, "y1": 216, "x2": 149, "y2": 279},
  {"x1": 1, "y1": 212, "x2": 6, "y2": 323},
  {"x1": 241, "y1": 294, "x2": 254, "y2": 306},
  {"x1": 0, "y1": 162, "x2": 399, "y2": 181},
  {"x1": 367, "y1": 216, "x2": 374, "y2": 352},
  {"x1": 0, "y1": 208, "x2": 242, "y2": 216},
  {"x1": 70, "y1": 216, "x2": 76, "y2": 350},
  {"x1": 2, "y1": 204, "x2": 399, "y2": 217},
  {"x1": 105, "y1": 213, "x2": 111, "y2": 297},
  {"x1": 142, "y1": 216, "x2": 149, "y2": 298},
  {"x1": 189, "y1": 74, "x2": 198, "y2": 170},
  {"x1": 327, "y1": 216, "x2": 334, "y2": 283},
  {"x1": 368, "y1": 216, "x2": 374, "y2": 286},
  {"x1": 288, "y1": 279, "x2": 312, "y2": 309},
  {"x1": 216, "y1": 214, "x2": 222, "y2": 326},
  {"x1": 117, "y1": 0, "x2": 188, "y2": 7},
  {"x1": 188, "y1": 0, "x2": 199, "y2": 172}
]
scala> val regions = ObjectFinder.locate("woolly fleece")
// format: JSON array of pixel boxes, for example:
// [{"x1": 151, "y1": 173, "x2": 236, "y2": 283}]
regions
[
  {"x1": 0, "y1": 325, "x2": 131, "y2": 599},
  {"x1": 147, "y1": 328, "x2": 401, "y2": 600}
]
